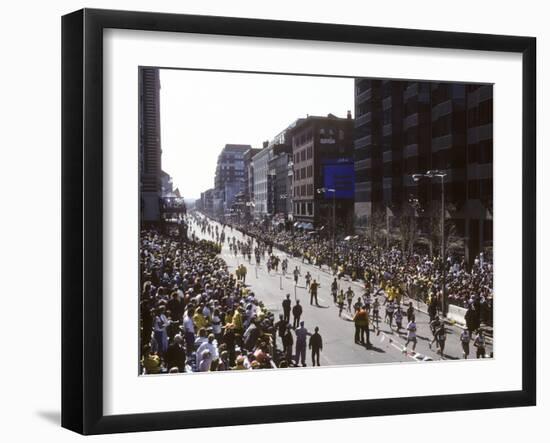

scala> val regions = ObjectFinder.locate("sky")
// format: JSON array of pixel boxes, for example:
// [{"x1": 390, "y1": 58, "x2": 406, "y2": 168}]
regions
[{"x1": 159, "y1": 69, "x2": 354, "y2": 200}]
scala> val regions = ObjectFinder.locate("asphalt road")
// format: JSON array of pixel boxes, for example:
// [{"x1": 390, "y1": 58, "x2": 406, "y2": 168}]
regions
[{"x1": 189, "y1": 215, "x2": 492, "y2": 368}]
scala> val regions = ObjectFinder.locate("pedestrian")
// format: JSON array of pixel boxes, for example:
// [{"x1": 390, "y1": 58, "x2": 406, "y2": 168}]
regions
[
  {"x1": 293, "y1": 266, "x2": 300, "y2": 286},
  {"x1": 353, "y1": 306, "x2": 370, "y2": 346},
  {"x1": 153, "y1": 306, "x2": 169, "y2": 356},
  {"x1": 274, "y1": 314, "x2": 287, "y2": 350},
  {"x1": 406, "y1": 301, "x2": 414, "y2": 323},
  {"x1": 182, "y1": 308, "x2": 196, "y2": 356},
  {"x1": 164, "y1": 334, "x2": 186, "y2": 373},
  {"x1": 331, "y1": 278, "x2": 338, "y2": 303},
  {"x1": 197, "y1": 334, "x2": 219, "y2": 369},
  {"x1": 211, "y1": 309, "x2": 222, "y2": 342},
  {"x1": 309, "y1": 280, "x2": 320, "y2": 305},
  {"x1": 394, "y1": 307, "x2": 403, "y2": 332},
  {"x1": 292, "y1": 300, "x2": 303, "y2": 329},
  {"x1": 435, "y1": 323, "x2": 446, "y2": 357},
  {"x1": 282, "y1": 294, "x2": 291, "y2": 324},
  {"x1": 346, "y1": 286, "x2": 354, "y2": 313},
  {"x1": 305, "y1": 271, "x2": 312, "y2": 289},
  {"x1": 428, "y1": 297, "x2": 438, "y2": 322},
  {"x1": 385, "y1": 300, "x2": 395, "y2": 327},
  {"x1": 294, "y1": 321, "x2": 308, "y2": 367},
  {"x1": 337, "y1": 289, "x2": 345, "y2": 317},
  {"x1": 282, "y1": 326, "x2": 294, "y2": 363},
  {"x1": 403, "y1": 315, "x2": 417, "y2": 354},
  {"x1": 372, "y1": 296, "x2": 380, "y2": 331},
  {"x1": 460, "y1": 327, "x2": 471, "y2": 359},
  {"x1": 473, "y1": 329, "x2": 486, "y2": 358},
  {"x1": 429, "y1": 316, "x2": 441, "y2": 338},
  {"x1": 309, "y1": 326, "x2": 323, "y2": 366}
]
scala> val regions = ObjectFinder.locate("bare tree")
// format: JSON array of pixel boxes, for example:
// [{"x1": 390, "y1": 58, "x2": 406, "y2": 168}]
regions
[
  {"x1": 368, "y1": 209, "x2": 386, "y2": 247},
  {"x1": 398, "y1": 213, "x2": 419, "y2": 257},
  {"x1": 428, "y1": 206, "x2": 460, "y2": 258}
]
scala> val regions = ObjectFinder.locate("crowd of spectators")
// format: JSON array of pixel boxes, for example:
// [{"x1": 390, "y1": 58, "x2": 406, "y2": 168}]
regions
[{"x1": 139, "y1": 229, "x2": 282, "y2": 375}]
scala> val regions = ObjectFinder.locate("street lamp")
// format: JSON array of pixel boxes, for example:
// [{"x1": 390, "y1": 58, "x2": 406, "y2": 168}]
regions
[
  {"x1": 316, "y1": 187, "x2": 336, "y2": 267},
  {"x1": 412, "y1": 170, "x2": 447, "y2": 315}
]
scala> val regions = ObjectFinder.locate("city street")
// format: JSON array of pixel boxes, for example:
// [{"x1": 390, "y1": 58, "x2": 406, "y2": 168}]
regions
[{"x1": 190, "y1": 214, "x2": 492, "y2": 367}]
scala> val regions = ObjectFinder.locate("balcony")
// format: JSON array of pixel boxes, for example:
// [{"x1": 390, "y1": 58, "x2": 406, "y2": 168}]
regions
[
  {"x1": 355, "y1": 111, "x2": 372, "y2": 127},
  {"x1": 403, "y1": 84, "x2": 419, "y2": 101},
  {"x1": 354, "y1": 134, "x2": 372, "y2": 149},
  {"x1": 356, "y1": 88, "x2": 372, "y2": 104},
  {"x1": 432, "y1": 134, "x2": 453, "y2": 152},
  {"x1": 403, "y1": 113, "x2": 419, "y2": 130},
  {"x1": 468, "y1": 85, "x2": 493, "y2": 108},
  {"x1": 355, "y1": 158, "x2": 372, "y2": 171},
  {"x1": 468, "y1": 123, "x2": 493, "y2": 143},
  {"x1": 432, "y1": 99, "x2": 453, "y2": 121},
  {"x1": 403, "y1": 143, "x2": 419, "y2": 158}
]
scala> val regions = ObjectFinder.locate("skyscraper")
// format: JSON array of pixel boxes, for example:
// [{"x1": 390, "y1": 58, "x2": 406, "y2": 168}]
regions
[
  {"x1": 139, "y1": 67, "x2": 162, "y2": 223},
  {"x1": 354, "y1": 79, "x2": 493, "y2": 263}
]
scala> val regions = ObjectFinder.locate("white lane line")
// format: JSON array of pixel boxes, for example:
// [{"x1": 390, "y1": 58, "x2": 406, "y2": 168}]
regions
[{"x1": 378, "y1": 331, "x2": 419, "y2": 362}]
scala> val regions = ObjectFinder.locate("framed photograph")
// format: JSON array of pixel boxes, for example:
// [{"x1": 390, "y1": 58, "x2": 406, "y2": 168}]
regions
[{"x1": 62, "y1": 8, "x2": 536, "y2": 435}]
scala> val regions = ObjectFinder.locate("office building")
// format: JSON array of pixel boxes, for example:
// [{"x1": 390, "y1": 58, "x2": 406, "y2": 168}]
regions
[
  {"x1": 289, "y1": 113, "x2": 355, "y2": 231},
  {"x1": 214, "y1": 144, "x2": 251, "y2": 215},
  {"x1": 139, "y1": 67, "x2": 162, "y2": 223},
  {"x1": 353, "y1": 78, "x2": 493, "y2": 263}
]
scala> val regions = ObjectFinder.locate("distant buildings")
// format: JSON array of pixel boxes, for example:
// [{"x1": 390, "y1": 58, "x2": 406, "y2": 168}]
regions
[
  {"x1": 289, "y1": 113, "x2": 355, "y2": 231},
  {"x1": 243, "y1": 148, "x2": 261, "y2": 208},
  {"x1": 252, "y1": 141, "x2": 272, "y2": 217},
  {"x1": 199, "y1": 188, "x2": 215, "y2": 215},
  {"x1": 353, "y1": 79, "x2": 493, "y2": 263},
  {"x1": 139, "y1": 67, "x2": 162, "y2": 223},
  {"x1": 213, "y1": 144, "x2": 252, "y2": 216}
]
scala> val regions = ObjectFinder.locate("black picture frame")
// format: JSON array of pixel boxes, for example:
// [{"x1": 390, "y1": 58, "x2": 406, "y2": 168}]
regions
[{"x1": 61, "y1": 8, "x2": 536, "y2": 435}]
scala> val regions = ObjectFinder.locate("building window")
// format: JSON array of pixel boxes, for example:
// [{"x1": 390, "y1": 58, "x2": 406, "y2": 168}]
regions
[
  {"x1": 301, "y1": 150, "x2": 306, "y2": 161},
  {"x1": 307, "y1": 202, "x2": 313, "y2": 215}
]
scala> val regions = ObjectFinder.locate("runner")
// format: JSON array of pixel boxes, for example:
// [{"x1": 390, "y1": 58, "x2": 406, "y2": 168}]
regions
[
  {"x1": 337, "y1": 289, "x2": 345, "y2": 317},
  {"x1": 293, "y1": 266, "x2": 300, "y2": 286},
  {"x1": 345, "y1": 286, "x2": 354, "y2": 313},
  {"x1": 331, "y1": 278, "x2": 338, "y2": 304},
  {"x1": 394, "y1": 306, "x2": 403, "y2": 333},
  {"x1": 309, "y1": 279, "x2": 320, "y2": 306},
  {"x1": 403, "y1": 316, "x2": 417, "y2": 354},
  {"x1": 435, "y1": 323, "x2": 447, "y2": 357},
  {"x1": 460, "y1": 327, "x2": 471, "y2": 359},
  {"x1": 385, "y1": 300, "x2": 395, "y2": 327},
  {"x1": 372, "y1": 296, "x2": 380, "y2": 332},
  {"x1": 473, "y1": 329, "x2": 486, "y2": 358}
]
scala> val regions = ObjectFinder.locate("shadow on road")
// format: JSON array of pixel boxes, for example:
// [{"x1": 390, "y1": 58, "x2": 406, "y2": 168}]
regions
[{"x1": 363, "y1": 344, "x2": 385, "y2": 353}]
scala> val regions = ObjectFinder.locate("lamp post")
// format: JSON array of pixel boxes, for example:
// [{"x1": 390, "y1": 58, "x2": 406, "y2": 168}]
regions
[
  {"x1": 412, "y1": 170, "x2": 447, "y2": 315},
  {"x1": 316, "y1": 187, "x2": 336, "y2": 267}
]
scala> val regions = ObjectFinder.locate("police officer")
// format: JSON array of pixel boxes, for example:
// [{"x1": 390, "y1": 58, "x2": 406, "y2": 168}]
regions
[
  {"x1": 282, "y1": 294, "x2": 291, "y2": 324},
  {"x1": 309, "y1": 326, "x2": 323, "y2": 366}
]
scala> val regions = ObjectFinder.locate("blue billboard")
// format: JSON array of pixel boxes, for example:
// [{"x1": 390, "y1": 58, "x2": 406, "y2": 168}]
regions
[{"x1": 323, "y1": 158, "x2": 355, "y2": 199}]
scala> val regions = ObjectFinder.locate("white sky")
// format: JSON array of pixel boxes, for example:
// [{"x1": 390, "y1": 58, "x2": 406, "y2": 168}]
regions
[{"x1": 159, "y1": 69, "x2": 354, "y2": 200}]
